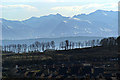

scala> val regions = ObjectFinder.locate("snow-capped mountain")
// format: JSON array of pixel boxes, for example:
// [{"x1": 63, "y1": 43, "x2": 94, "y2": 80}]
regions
[{"x1": 1, "y1": 10, "x2": 118, "y2": 40}]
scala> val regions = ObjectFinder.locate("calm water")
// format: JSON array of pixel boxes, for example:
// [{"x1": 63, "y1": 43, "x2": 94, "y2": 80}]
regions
[{"x1": 2, "y1": 36, "x2": 103, "y2": 47}]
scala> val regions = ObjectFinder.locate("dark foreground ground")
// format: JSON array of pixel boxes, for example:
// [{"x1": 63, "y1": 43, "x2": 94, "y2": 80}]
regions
[{"x1": 2, "y1": 46, "x2": 120, "y2": 80}]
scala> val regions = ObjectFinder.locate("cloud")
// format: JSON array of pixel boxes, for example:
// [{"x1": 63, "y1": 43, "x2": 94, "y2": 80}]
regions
[
  {"x1": 1, "y1": 4, "x2": 39, "y2": 20},
  {"x1": 0, "y1": 5, "x2": 38, "y2": 11},
  {"x1": 1, "y1": 0, "x2": 68, "y2": 2},
  {"x1": 52, "y1": 3, "x2": 118, "y2": 11},
  {"x1": 44, "y1": 0, "x2": 65, "y2": 2},
  {"x1": 1, "y1": 0, "x2": 119, "y2": 3},
  {"x1": 51, "y1": 6, "x2": 83, "y2": 12},
  {"x1": 0, "y1": 0, "x2": 94, "y2": 2},
  {"x1": 1, "y1": 0, "x2": 65, "y2": 2},
  {"x1": 51, "y1": 3, "x2": 118, "y2": 16}
]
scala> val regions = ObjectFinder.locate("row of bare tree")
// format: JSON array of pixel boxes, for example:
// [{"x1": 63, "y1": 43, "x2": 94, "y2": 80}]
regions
[
  {"x1": 1, "y1": 36, "x2": 120, "y2": 54},
  {"x1": 59, "y1": 39, "x2": 100, "y2": 50},
  {"x1": 2, "y1": 39, "x2": 101, "y2": 53},
  {"x1": 2, "y1": 41, "x2": 55, "y2": 53}
]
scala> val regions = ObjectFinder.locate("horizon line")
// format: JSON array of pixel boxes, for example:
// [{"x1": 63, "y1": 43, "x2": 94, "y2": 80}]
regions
[{"x1": 1, "y1": 9, "x2": 118, "y2": 21}]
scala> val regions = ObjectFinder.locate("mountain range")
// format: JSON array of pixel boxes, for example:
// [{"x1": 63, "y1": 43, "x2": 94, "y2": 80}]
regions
[{"x1": 1, "y1": 10, "x2": 118, "y2": 40}]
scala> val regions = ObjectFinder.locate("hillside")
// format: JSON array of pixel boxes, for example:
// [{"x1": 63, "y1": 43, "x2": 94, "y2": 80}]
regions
[{"x1": 2, "y1": 46, "x2": 120, "y2": 79}]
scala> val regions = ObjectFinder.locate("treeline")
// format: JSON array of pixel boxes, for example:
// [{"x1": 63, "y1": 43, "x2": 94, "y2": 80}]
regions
[
  {"x1": 100, "y1": 36, "x2": 120, "y2": 52},
  {"x1": 100, "y1": 37, "x2": 120, "y2": 47},
  {"x1": 2, "y1": 39, "x2": 100, "y2": 53},
  {"x1": 1, "y1": 36, "x2": 120, "y2": 53},
  {"x1": 100, "y1": 37, "x2": 117, "y2": 46},
  {"x1": 59, "y1": 39, "x2": 100, "y2": 50},
  {"x1": 2, "y1": 41, "x2": 55, "y2": 53},
  {"x1": 117, "y1": 36, "x2": 120, "y2": 52}
]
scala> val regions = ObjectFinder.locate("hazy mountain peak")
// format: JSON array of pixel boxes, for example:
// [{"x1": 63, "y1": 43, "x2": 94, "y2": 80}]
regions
[
  {"x1": 56, "y1": 13, "x2": 62, "y2": 16},
  {"x1": 2, "y1": 10, "x2": 118, "y2": 40},
  {"x1": 29, "y1": 17, "x2": 38, "y2": 19}
]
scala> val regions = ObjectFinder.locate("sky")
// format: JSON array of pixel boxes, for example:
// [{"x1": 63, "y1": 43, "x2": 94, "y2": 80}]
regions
[{"x1": 0, "y1": 0, "x2": 119, "y2": 20}]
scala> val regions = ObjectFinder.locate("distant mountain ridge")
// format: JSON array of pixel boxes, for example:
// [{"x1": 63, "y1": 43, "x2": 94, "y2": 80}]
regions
[{"x1": 1, "y1": 10, "x2": 118, "y2": 40}]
